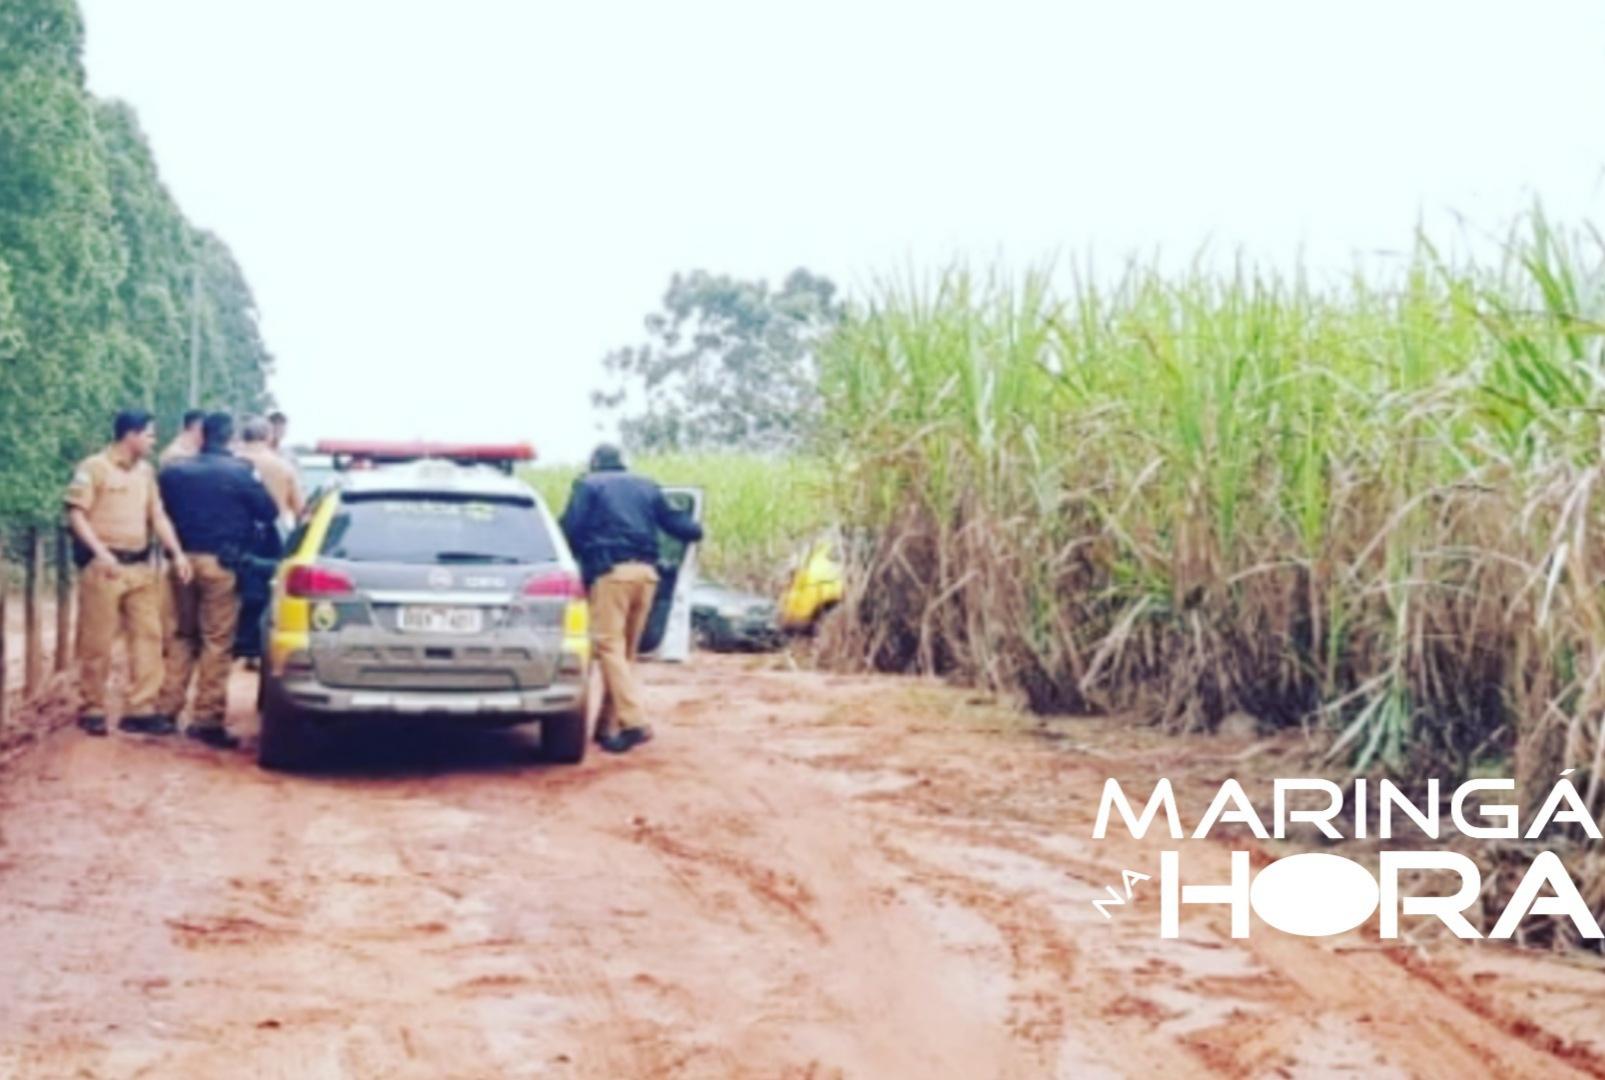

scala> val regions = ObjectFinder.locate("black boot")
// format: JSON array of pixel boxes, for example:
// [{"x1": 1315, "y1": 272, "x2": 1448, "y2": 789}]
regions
[
  {"x1": 78, "y1": 714, "x2": 108, "y2": 737},
  {"x1": 119, "y1": 714, "x2": 176, "y2": 736},
  {"x1": 185, "y1": 724, "x2": 240, "y2": 750},
  {"x1": 597, "y1": 732, "x2": 634, "y2": 754}
]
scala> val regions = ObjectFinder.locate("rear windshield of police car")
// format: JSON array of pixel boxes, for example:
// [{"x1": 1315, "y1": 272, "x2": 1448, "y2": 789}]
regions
[{"x1": 321, "y1": 493, "x2": 558, "y2": 565}]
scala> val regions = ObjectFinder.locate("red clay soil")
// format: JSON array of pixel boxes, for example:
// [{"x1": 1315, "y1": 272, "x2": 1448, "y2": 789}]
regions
[{"x1": 0, "y1": 655, "x2": 1600, "y2": 1078}]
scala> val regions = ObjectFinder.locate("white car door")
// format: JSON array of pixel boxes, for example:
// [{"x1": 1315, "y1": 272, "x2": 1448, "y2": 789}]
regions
[{"x1": 639, "y1": 485, "x2": 703, "y2": 663}]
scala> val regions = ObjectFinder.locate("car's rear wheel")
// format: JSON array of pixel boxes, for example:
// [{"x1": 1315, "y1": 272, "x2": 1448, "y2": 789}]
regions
[
  {"x1": 539, "y1": 663, "x2": 600, "y2": 764},
  {"x1": 257, "y1": 678, "x2": 323, "y2": 771}
]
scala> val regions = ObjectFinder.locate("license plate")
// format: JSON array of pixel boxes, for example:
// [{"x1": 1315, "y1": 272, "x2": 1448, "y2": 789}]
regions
[{"x1": 398, "y1": 605, "x2": 483, "y2": 634}]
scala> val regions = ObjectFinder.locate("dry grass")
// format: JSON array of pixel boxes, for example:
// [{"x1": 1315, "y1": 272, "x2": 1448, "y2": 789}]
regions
[{"x1": 816, "y1": 214, "x2": 1605, "y2": 831}]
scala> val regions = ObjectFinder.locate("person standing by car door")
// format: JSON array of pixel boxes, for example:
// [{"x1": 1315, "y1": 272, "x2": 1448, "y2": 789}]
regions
[
  {"x1": 236, "y1": 416, "x2": 303, "y2": 525},
  {"x1": 225, "y1": 417, "x2": 291, "y2": 663},
  {"x1": 154, "y1": 412, "x2": 281, "y2": 749},
  {"x1": 65, "y1": 410, "x2": 193, "y2": 736},
  {"x1": 560, "y1": 444, "x2": 703, "y2": 754}
]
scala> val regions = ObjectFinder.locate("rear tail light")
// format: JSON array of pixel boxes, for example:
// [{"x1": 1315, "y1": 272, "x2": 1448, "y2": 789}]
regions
[
  {"x1": 521, "y1": 568, "x2": 585, "y2": 600},
  {"x1": 286, "y1": 564, "x2": 356, "y2": 599}
]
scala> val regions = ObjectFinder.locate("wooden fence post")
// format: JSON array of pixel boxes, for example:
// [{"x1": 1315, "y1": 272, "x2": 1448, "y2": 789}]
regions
[
  {"x1": 54, "y1": 527, "x2": 72, "y2": 673},
  {"x1": 24, "y1": 526, "x2": 43, "y2": 698}
]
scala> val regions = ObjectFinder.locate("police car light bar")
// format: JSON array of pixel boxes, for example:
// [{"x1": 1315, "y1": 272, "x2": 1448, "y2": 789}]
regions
[{"x1": 315, "y1": 440, "x2": 538, "y2": 473}]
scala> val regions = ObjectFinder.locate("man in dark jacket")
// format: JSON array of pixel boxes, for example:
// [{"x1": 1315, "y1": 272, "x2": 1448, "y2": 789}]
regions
[
  {"x1": 154, "y1": 412, "x2": 281, "y2": 749},
  {"x1": 560, "y1": 443, "x2": 703, "y2": 753}
]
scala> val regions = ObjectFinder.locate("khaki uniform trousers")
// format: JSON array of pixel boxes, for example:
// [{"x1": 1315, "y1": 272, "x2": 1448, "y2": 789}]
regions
[
  {"x1": 589, "y1": 561, "x2": 659, "y2": 737},
  {"x1": 157, "y1": 554, "x2": 239, "y2": 724},
  {"x1": 76, "y1": 562, "x2": 163, "y2": 716}
]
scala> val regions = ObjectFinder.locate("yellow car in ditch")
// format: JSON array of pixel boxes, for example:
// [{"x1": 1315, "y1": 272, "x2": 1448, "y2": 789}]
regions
[{"x1": 778, "y1": 535, "x2": 843, "y2": 633}]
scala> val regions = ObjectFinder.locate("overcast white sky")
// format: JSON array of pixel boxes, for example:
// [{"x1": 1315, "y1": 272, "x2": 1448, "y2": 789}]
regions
[{"x1": 80, "y1": 1, "x2": 1605, "y2": 463}]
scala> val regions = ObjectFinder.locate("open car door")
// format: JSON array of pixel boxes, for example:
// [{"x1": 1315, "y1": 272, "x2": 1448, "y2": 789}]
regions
[{"x1": 637, "y1": 486, "x2": 703, "y2": 662}]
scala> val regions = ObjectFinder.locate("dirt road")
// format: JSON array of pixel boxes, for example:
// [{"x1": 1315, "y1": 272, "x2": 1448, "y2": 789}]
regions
[{"x1": 1, "y1": 656, "x2": 1601, "y2": 1079}]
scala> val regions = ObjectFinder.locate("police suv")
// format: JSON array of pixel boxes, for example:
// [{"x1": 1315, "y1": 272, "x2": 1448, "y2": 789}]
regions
[{"x1": 257, "y1": 443, "x2": 605, "y2": 769}]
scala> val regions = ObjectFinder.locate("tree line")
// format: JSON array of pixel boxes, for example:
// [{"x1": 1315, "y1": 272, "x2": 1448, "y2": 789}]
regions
[
  {"x1": 594, "y1": 268, "x2": 844, "y2": 454},
  {"x1": 0, "y1": 0, "x2": 272, "y2": 527}
]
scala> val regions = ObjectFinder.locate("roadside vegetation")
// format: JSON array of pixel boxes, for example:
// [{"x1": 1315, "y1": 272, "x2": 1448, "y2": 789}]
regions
[
  {"x1": 0, "y1": 0, "x2": 272, "y2": 536},
  {"x1": 814, "y1": 217, "x2": 1605, "y2": 815},
  {"x1": 525, "y1": 453, "x2": 829, "y2": 589}
]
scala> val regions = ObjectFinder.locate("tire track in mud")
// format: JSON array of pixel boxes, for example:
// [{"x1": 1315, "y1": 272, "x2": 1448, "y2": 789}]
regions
[
  {"x1": 626, "y1": 817, "x2": 829, "y2": 942},
  {"x1": 0, "y1": 656, "x2": 1600, "y2": 1078},
  {"x1": 1377, "y1": 946, "x2": 1605, "y2": 1077},
  {"x1": 754, "y1": 685, "x2": 1605, "y2": 1080}
]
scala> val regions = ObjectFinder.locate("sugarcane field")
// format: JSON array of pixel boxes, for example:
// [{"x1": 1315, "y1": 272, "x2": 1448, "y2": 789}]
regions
[{"x1": 1, "y1": 3, "x2": 1603, "y2": 1078}]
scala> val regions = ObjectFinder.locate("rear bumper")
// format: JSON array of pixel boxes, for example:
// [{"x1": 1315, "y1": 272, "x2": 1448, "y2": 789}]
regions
[
  {"x1": 696, "y1": 612, "x2": 784, "y2": 652},
  {"x1": 269, "y1": 674, "x2": 587, "y2": 723}
]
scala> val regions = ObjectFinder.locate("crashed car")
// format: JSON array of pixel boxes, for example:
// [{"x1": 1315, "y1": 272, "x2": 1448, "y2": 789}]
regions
[
  {"x1": 778, "y1": 534, "x2": 843, "y2": 633},
  {"x1": 691, "y1": 581, "x2": 783, "y2": 652}
]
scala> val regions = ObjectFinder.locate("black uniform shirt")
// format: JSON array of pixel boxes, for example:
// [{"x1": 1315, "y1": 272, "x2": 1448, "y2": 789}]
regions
[
  {"x1": 559, "y1": 467, "x2": 704, "y2": 585},
  {"x1": 158, "y1": 447, "x2": 280, "y2": 556}
]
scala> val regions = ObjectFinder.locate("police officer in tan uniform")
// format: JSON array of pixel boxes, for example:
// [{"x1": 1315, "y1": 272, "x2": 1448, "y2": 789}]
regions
[
  {"x1": 236, "y1": 416, "x2": 303, "y2": 524},
  {"x1": 65, "y1": 410, "x2": 193, "y2": 737},
  {"x1": 229, "y1": 417, "x2": 295, "y2": 665},
  {"x1": 158, "y1": 409, "x2": 205, "y2": 467},
  {"x1": 267, "y1": 410, "x2": 289, "y2": 453}
]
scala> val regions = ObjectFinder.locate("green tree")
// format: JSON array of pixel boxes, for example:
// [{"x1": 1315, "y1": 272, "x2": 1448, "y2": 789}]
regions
[
  {"x1": 0, "y1": 0, "x2": 84, "y2": 80},
  {"x1": 94, "y1": 99, "x2": 188, "y2": 425},
  {"x1": 95, "y1": 102, "x2": 274, "y2": 424},
  {"x1": 0, "y1": 0, "x2": 275, "y2": 523},
  {"x1": 0, "y1": 0, "x2": 125, "y2": 520},
  {"x1": 191, "y1": 228, "x2": 273, "y2": 413},
  {"x1": 0, "y1": 255, "x2": 24, "y2": 362},
  {"x1": 594, "y1": 268, "x2": 844, "y2": 453}
]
